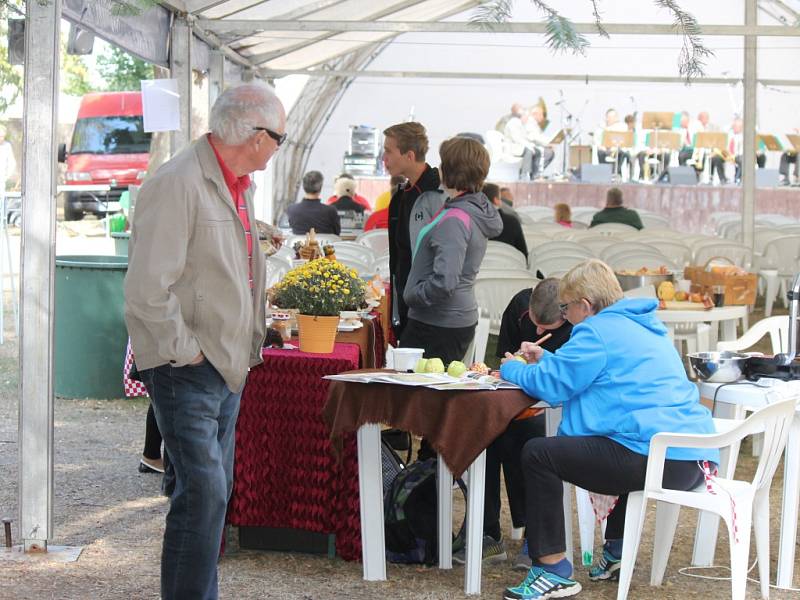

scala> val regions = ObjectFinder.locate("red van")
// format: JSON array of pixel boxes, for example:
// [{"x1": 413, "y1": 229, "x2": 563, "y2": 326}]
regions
[{"x1": 58, "y1": 92, "x2": 151, "y2": 220}]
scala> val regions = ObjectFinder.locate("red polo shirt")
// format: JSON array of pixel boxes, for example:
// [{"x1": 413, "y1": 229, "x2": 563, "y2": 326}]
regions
[{"x1": 207, "y1": 134, "x2": 254, "y2": 289}]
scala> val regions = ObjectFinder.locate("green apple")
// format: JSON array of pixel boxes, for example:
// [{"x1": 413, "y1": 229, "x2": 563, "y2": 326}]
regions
[
  {"x1": 413, "y1": 358, "x2": 428, "y2": 374},
  {"x1": 447, "y1": 360, "x2": 467, "y2": 377},
  {"x1": 513, "y1": 355, "x2": 527, "y2": 364},
  {"x1": 425, "y1": 357, "x2": 445, "y2": 374}
]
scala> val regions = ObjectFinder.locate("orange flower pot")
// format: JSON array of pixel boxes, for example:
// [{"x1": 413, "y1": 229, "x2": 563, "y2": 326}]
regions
[{"x1": 296, "y1": 314, "x2": 339, "y2": 354}]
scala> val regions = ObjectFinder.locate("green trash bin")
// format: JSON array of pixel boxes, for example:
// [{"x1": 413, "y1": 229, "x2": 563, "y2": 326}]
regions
[
  {"x1": 111, "y1": 231, "x2": 129, "y2": 256},
  {"x1": 55, "y1": 255, "x2": 129, "y2": 399}
]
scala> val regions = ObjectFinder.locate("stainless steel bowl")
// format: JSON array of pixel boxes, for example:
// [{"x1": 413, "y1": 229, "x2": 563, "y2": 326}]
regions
[
  {"x1": 615, "y1": 272, "x2": 674, "y2": 292},
  {"x1": 688, "y1": 351, "x2": 750, "y2": 383}
]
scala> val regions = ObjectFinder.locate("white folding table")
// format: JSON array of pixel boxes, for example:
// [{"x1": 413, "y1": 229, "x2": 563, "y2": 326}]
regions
[{"x1": 357, "y1": 402, "x2": 567, "y2": 596}]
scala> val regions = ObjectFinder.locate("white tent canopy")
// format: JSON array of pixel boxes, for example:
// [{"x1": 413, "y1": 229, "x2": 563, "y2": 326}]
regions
[{"x1": 17, "y1": 0, "x2": 800, "y2": 553}]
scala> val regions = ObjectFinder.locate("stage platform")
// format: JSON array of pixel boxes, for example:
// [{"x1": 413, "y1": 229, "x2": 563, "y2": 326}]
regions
[{"x1": 354, "y1": 177, "x2": 800, "y2": 234}]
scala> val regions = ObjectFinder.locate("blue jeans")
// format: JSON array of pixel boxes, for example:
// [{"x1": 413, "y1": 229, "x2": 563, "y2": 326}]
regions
[{"x1": 140, "y1": 360, "x2": 242, "y2": 600}]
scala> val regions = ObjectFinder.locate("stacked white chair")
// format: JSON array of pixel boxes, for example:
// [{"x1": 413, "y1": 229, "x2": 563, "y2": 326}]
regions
[
  {"x1": 462, "y1": 308, "x2": 491, "y2": 365},
  {"x1": 640, "y1": 214, "x2": 671, "y2": 229},
  {"x1": 608, "y1": 253, "x2": 676, "y2": 272},
  {"x1": 266, "y1": 255, "x2": 292, "y2": 288}
]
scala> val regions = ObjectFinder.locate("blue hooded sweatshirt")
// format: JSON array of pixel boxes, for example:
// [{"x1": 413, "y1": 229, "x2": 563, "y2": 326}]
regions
[{"x1": 500, "y1": 297, "x2": 719, "y2": 463}]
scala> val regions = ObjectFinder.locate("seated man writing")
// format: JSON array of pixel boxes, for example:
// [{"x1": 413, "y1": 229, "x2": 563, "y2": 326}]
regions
[
  {"x1": 455, "y1": 278, "x2": 572, "y2": 568},
  {"x1": 499, "y1": 259, "x2": 718, "y2": 600}
]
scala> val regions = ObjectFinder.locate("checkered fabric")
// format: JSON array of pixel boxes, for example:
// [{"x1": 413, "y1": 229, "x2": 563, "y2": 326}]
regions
[{"x1": 123, "y1": 339, "x2": 149, "y2": 398}]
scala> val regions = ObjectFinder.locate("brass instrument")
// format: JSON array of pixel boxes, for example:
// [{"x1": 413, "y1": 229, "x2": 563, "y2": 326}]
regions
[
  {"x1": 711, "y1": 147, "x2": 735, "y2": 163},
  {"x1": 689, "y1": 147, "x2": 705, "y2": 171}
]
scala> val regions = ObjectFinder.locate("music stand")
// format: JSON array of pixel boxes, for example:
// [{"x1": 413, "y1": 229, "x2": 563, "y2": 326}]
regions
[
  {"x1": 548, "y1": 129, "x2": 566, "y2": 145},
  {"x1": 602, "y1": 131, "x2": 633, "y2": 179},
  {"x1": 757, "y1": 134, "x2": 783, "y2": 152},
  {"x1": 694, "y1": 132, "x2": 729, "y2": 184},
  {"x1": 642, "y1": 112, "x2": 675, "y2": 178},
  {"x1": 787, "y1": 134, "x2": 800, "y2": 152}
]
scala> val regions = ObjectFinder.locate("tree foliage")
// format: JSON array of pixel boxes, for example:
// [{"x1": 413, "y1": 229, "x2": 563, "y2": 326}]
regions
[
  {"x1": 472, "y1": 0, "x2": 713, "y2": 82},
  {"x1": 0, "y1": 1, "x2": 23, "y2": 114},
  {"x1": 96, "y1": 45, "x2": 154, "y2": 92}
]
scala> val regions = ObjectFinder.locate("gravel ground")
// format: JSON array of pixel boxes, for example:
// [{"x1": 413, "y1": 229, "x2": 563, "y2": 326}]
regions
[{"x1": 1, "y1": 258, "x2": 798, "y2": 598}]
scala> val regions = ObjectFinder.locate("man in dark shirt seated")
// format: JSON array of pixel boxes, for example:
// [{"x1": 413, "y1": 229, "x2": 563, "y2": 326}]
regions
[
  {"x1": 483, "y1": 182, "x2": 528, "y2": 260},
  {"x1": 454, "y1": 278, "x2": 572, "y2": 567},
  {"x1": 286, "y1": 170, "x2": 341, "y2": 235},
  {"x1": 589, "y1": 187, "x2": 643, "y2": 230}
]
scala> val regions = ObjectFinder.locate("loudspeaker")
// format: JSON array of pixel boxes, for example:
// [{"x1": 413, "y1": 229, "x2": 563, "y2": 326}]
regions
[
  {"x1": 67, "y1": 24, "x2": 95, "y2": 55},
  {"x1": 7, "y1": 19, "x2": 25, "y2": 65},
  {"x1": 666, "y1": 166, "x2": 698, "y2": 185}
]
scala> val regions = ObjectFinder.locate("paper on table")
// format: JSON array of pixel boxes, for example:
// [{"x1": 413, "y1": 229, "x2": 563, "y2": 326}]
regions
[
  {"x1": 141, "y1": 79, "x2": 181, "y2": 132},
  {"x1": 324, "y1": 370, "x2": 519, "y2": 390}
]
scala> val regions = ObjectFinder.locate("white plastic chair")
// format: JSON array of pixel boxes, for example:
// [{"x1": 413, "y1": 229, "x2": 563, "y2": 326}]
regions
[
  {"x1": 646, "y1": 240, "x2": 692, "y2": 268},
  {"x1": 717, "y1": 316, "x2": 790, "y2": 355},
  {"x1": 265, "y1": 255, "x2": 291, "y2": 288},
  {"x1": 600, "y1": 242, "x2": 657, "y2": 262},
  {"x1": 484, "y1": 241, "x2": 528, "y2": 268},
  {"x1": 608, "y1": 253, "x2": 676, "y2": 272},
  {"x1": 336, "y1": 256, "x2": 372, "y2": 275},
  {"x1": 534, "y1": 254, "x2": 589, "y2": 278},
  {"x1": 578, "y1": 236, "x2": 618, "y2": 256},
  {"x1": 474, "y1": 271, "x2": 537, "y2": 335},
  {"x1": 590, "y1": 222, "x2": 640, "y2": 235},
  {"x1": 756, "y1": 236, "x2": 800, "y2": 316},
  {"x1": 640, "y1": 214, "x2": 671, "y2": 229},
  {"x1": 616, "y1": 398, "x2": 798, "y2": 600},
  {"x1": 356, "y1": 229, "x2": 390, "y2": 256},
  {"x1": 531, "y1": 240, "x2": 592, "y2": 259},
  {"x1": 692, "y1": 241, "x2": 753, "y2": 270},
  {"x1": 333, "y1": 241, "x2": 375, "y2": 265},
  {"x1": 462, "y1": 308, "x2": 490, "y2": 364}
]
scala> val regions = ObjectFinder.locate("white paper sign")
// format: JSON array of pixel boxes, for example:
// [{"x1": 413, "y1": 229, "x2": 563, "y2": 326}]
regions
[{"x1": 141, "y1": 79, "x2": 181, "y2": 133}]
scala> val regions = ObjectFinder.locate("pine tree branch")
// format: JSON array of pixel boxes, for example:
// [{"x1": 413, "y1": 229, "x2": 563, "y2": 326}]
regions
[
  {"x1": 590, "y1": 0, "x2": 609, "y2": 38},
  {"x1": 653, "y1": 0, "x2": 714, "y2": 82}
]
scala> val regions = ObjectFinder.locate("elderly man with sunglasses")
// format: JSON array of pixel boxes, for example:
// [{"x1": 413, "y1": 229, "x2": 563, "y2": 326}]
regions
[{"x1": 125, "y1": 83, "x2": 286, "y2": 600}]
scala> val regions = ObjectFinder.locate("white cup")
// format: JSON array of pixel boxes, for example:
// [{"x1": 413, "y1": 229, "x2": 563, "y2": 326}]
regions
[{"x1": 392, "y1": 347, "x2": 425, "y2": 372}]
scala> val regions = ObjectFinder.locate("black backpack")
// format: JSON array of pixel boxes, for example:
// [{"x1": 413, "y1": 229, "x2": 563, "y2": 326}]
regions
[{"x1": 383, "y1": 457, "x2": 466, "y2": 564}]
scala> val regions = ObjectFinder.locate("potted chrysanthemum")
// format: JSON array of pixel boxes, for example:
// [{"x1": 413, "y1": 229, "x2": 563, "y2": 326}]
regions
[{"x1": 272, "y1": 258, "x2": 366, "y2": 353}]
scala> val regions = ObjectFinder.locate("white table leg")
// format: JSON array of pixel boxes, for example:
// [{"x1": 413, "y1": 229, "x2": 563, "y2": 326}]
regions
[
  {"x1": 464, "y1": 450, "x2": 486, "y2": 595},
  {"x1": 776, "y1": 413, "x2": 800, "y2": 589},
  {"x1": 720, "y1": 317, "x2": 737, "y2": 342},
  {"x1": 438, "y1": 455, "x2": 453, "y2": 570},
  {"x1": 692, "y1": 402, "x2": 744, "y2": 566},
  {"x1": 357, "y1": 424, "x2": 386, "y2": 581}
]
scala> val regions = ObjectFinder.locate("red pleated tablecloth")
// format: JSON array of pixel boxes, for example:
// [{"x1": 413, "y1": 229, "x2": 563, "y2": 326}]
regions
[{"x1": 228, "y1": 342, "x2": 364, "y2": 561}]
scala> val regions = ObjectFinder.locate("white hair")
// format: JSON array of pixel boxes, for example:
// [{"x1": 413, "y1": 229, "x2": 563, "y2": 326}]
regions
[{"x1": 209, "y1": 82, "x2": 285, "y2": 145}]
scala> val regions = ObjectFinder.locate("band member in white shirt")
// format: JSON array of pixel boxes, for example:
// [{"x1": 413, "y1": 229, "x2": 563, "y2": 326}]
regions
[
  {"x1": 504, "y1": 109, "x2": 538, "y2": 180},
  {"x1": 525, "y1": 104, "x2": 555, "y2": 177},
  {"x1": 594, "y1": 109, "x2": 630, "y2": 176}
]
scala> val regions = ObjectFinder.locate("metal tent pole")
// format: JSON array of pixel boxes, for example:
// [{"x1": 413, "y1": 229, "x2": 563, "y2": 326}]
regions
[{"x1": 19, "y1": 0, "x2": 61, "y2": 553}]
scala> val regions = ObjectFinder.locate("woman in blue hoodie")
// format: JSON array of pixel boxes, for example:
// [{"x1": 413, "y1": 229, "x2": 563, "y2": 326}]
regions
[
  {"x1": 401, "y1": 136, "x2": 503, "y2": 364},
  {"x1": 499, "y1": 259, "x2": 718, "y2": 600}
]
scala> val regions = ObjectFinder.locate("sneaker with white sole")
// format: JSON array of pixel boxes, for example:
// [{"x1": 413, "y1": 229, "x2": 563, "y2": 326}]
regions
[
  {"x1": 588, "y1": 547, "x2": 621, "y2": 581},
  {"x1": 514, "y1": 538, "x2": 532, "y2": 571},
  {"x1": 452, "y1": 534, "x2": 507, "y2": 565},
  {"x1": 504, "y1": 565, "x2": 582, "y2": 600}
]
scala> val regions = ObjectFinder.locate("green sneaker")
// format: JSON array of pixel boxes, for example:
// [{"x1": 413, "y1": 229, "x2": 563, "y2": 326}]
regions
[
  {"x1": 504, "y1": 565, "x2": 582, "y2": 600},
  {"x1": 452, "y1": 534, "x2": 507, "y2": 565},
  {"x1": 588, "y1": 548, "x2": 621, "y2": 581}
]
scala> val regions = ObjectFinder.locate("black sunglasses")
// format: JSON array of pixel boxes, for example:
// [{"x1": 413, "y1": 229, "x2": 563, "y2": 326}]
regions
[{"x1": 253, "y1": 126, "x2": 287, "y2": 146}]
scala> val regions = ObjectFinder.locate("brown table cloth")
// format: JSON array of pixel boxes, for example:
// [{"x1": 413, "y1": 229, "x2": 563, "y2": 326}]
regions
[{"x1": 323, "y1": 370, "x2": 536, "y2": 476}]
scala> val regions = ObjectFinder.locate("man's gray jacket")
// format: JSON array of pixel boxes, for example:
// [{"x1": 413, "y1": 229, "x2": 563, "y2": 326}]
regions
[{"x1": 125, "y1": 136, "x2": 267, "y2": 393}]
